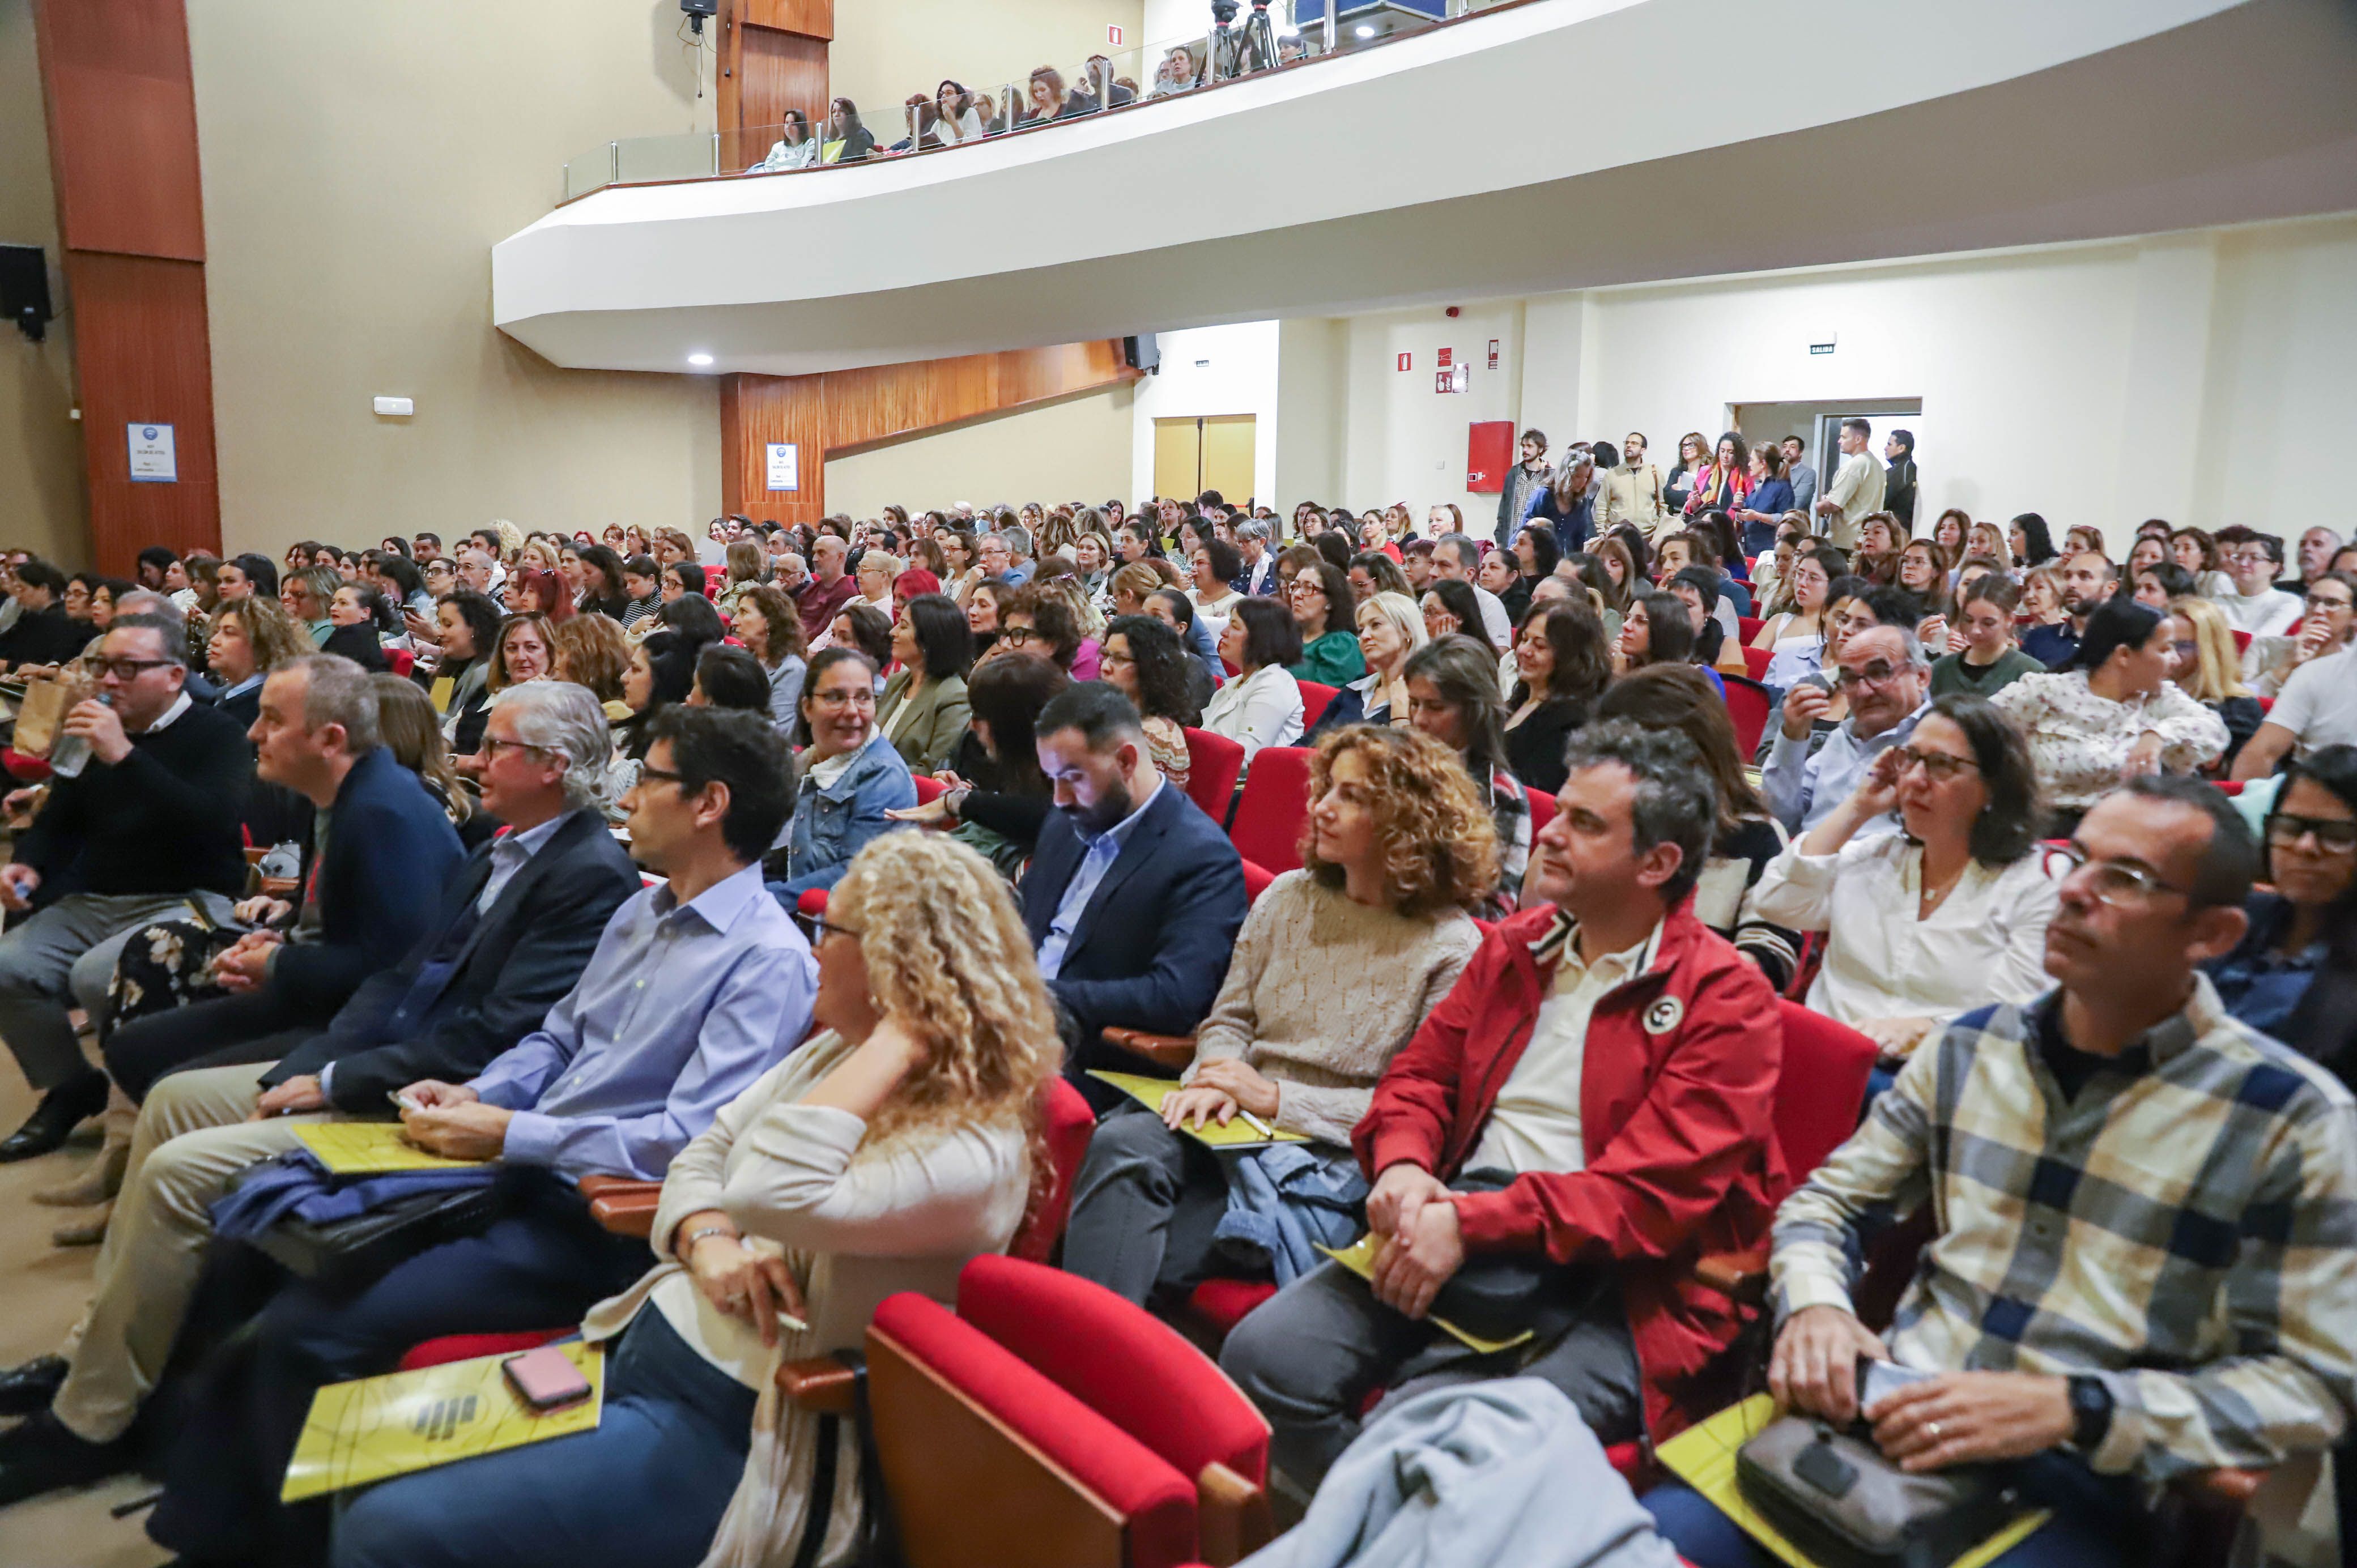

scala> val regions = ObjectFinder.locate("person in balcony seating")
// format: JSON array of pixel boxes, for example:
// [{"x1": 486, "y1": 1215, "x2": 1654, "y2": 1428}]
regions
[{"x1": 819, "y1": 97, "x2": 875, "y2": 163}]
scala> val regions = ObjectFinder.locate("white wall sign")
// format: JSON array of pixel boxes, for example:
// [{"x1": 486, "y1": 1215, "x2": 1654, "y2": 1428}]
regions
[
  {"x1": 127, "y1": 423, "x2": 177, "y2": 483},
  {"x1": 764, "y1": 441, "x2": 799, "y2": 492}
]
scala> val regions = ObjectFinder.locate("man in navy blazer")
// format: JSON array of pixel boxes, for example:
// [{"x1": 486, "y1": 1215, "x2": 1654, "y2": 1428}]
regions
[
  {"x1": 103, "y1": 654, "x2": 466, "y2": 1102},
  {"x1": 1024, "y1": 684, "x2": 1247, "y2": 1101}
]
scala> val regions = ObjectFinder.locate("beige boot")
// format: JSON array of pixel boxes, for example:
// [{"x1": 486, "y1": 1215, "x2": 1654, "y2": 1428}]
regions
[
  {"x1": 50, "y1": 1200, "x2": 113, "y2": 1247},
  {"x1": 33, "y1": 1086, "x2": 134, "y2": 1207}
]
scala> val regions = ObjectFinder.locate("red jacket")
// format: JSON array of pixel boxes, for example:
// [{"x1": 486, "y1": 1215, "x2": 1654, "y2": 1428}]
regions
[{"x1": 1353, "y1": 898, "x2": 1787, "y2": 1443}]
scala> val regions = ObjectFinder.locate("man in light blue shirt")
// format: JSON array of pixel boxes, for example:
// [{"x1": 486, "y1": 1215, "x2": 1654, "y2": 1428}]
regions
[
  {"x1": 1036, "y1": 772, "x2": 1162, "y2": 980},
  {"x1": 133, "y1": 709, "x2": 812, "y2": 1566},
  {"x1": 1762, "y1": 626, "x2": 1930, "y2": 834}
]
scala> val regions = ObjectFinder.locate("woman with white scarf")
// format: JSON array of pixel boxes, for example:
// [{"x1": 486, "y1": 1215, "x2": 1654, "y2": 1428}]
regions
[{"x1": 329, "y1": 832, "x2": 1059, "y2": 1568}]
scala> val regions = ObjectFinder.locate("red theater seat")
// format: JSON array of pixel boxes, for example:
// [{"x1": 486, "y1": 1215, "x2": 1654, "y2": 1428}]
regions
[
  {"x1": 1226, "y1": 747, "x2": 1313, "y2": 873},
  {"x1": 1721, "y1": 674, "x2": 1772, "y2": 759},
  {"x1": 1295, "y1": 681, "x2": 1338, "y2": 730},
  {"x1": 1181, "y1": 727, "x2": 1245, "y2": 821}
]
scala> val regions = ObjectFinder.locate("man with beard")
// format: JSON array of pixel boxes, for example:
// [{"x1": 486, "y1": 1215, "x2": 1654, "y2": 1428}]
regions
[
  {"x1": 1022, "y1": 684, "x2": 1246, "y2": 1105},
  {"x1": 2021, "y1": 549, "x2": 2117, "y2": 669}
]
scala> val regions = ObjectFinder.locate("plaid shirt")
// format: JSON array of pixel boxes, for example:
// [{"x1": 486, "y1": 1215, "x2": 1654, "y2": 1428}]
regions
[{"x1": 1772, "y1": 977, "x2": 2357, "y2": 1483}]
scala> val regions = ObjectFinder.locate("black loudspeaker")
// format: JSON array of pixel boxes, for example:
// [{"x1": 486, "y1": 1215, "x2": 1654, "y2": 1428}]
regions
[
  {"x1": 679, "y1": 0, "x2": 717, "y2": 14},
  {"x1": 1124, "y1": 333, "x2": 1161, "y2": 374},
  {"x1": 0, "y1": 246, "x2": 52, "y2": 344}
]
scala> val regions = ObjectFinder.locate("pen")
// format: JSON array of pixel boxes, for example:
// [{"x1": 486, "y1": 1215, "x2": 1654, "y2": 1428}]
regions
[{"x1": 1236, "y1": 1109, "x2": 1276, "y2": 1139}]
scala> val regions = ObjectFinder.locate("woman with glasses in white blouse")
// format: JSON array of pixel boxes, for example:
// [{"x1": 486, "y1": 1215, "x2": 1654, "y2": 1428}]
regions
[
  {"x1": 1201, "y1": 596, "x2": 1304, "y2": 773},
  {"x1": 1742, "y1": 693, "x2": 2062, "y2": 1066}
]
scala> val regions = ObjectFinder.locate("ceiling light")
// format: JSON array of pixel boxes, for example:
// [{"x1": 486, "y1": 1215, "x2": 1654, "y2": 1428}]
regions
[
  {"x1": 1354, "y1": 23, "x2": 1375, "y2": 37},
  {"x1": 687, "y1": 352, "x2": 715, "y2": 367}
]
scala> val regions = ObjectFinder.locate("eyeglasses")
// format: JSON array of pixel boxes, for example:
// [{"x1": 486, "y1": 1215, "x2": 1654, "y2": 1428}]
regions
[
  {"x1": 2265, "y1": 813, "x2": 2357, "y2": 854},
  {"x1": 90, "y1": 656, "x2": 177, "y2": 680},
  {"x1": 1832, "y1": 660, "x2": 1907, "y2": 691},
  {"x1": 793, "y1": 911, "x2": 861, "y2": 943},
  {"x1": 2305, "y1": 593, "x2": 2354, "y2": 613},
  {"x1": 2172, "y1": 639, "x2": 2199, "y2": 658},
  {"x1": 1097, "y1": 649, "x2": 1134, "y2": 669},
  {"x1": 1892, "y1": 746, "x2": 1979, "y2": 783},
  {"x1": 2052, "y1": 842, "x2": 2194, "y2": 906},
  {"x1": 998, "y1": 626, "x2": 1038, "y2": 647},
  {"x1": 809, "y1": 687, "x2": 876, "y2": 709},
  {"x1": 477, "y1": 736, "x2": 548, "y2": 761}
]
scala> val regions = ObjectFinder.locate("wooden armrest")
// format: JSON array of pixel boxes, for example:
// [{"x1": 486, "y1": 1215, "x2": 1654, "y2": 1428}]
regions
[
  {"x1": 1195, "y1": 1460, "x2": 1273, "y2": 1567},
  {"x1": 1100, "y1": 1026, "x2": 1198, "y2": 1071},
  {"x1": 259, "y1": 876, "x2": 299, "y2": 897},
  {"x1": 2177, "y1": 1467, "x2": 2263, "y2": 1507},
  {"x1": 244, "y1": 846, "x2": 269, "y2": 866},
  {"x1": 777, "y1": 1353, "x2": 860, "y2": 1415},
  {"x1": 576, "y1": 1175, "x2": 661, "y2": 1238},
  {"x1": 1690, "y1": 1245, "x2": 1770, "y2": 1307}
]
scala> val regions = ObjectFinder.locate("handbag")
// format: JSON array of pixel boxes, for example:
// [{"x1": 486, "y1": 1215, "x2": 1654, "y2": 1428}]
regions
[
  {"x1": 1425, "y1": 1168, "x2": 1588, "y2": 1344},
  {"x1": 1734, "y1": 1414, "x2": 2027, "y2": 1568},
  {"x1": 222, "y1": 1162, "x2": 504, "y2": 1292}
]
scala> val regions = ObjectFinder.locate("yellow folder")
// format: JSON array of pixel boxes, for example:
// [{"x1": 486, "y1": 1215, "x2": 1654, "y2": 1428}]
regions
[
  {"x1": 1086, "y1": 1070, "x2": 1314, "y2": 1149},
  {"x1": 1653, "y1": 1395, "x2": 2049, "y2": 1568},
  {"x1": 294, "y1": 1121, "x2": 488, "y2": 1175},
  {"x1": 1313, "y1": 1233, "x2": 1535, "y2": 1357},
  {"x1": 282, "y1": 1340, "x2": 603, "y2": 1501}
]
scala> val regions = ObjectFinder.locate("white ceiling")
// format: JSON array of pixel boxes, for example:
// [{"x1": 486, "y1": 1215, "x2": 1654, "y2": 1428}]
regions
[{"x1": 492, "y1": 0, "x2": 2357, "y2": 376}]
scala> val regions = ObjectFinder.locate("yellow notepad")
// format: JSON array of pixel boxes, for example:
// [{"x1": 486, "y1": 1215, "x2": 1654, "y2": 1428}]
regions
[
  {"x1": 1086, "y1": 1070, "x2": 1313, "y2": 1149},
  {"x1": 1313, "y1": 1233, "x2": 1535, "y2": 1356},
  {"x1": 294, "y1": 1121, "x2": 488, "y2": 1175},
  {"x1": 282, "y1": 1340, "x2": 603, "y2": 1501},
  {"x1": 1653, "y1": 1395, "x2": 2049, "y2": 1568}
]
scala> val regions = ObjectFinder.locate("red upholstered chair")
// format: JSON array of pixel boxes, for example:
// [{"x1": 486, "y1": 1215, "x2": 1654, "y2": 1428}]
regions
[
  {"x1": 1012, "y1": 1077, "x2": 1098, "y2": 1263},
  {"x1": 2213, "y1": 780, "x2": 2245, "y2": 797},
  {"x1": 1525, "y1": 782, "x2": 1557, "y2": 837},
  {"x1": 1226, "y1": 747, "x2": 1313, "y2": 874},
  {"x1": 386, "y1": 647, "x2": 416, "y2": 679},
  {"x1": 1239, "y1": 857, "x2": 1278, "y2": 903},
  {"x1": 1741, "y1": 645, "x2": 1773, "y2": 682},
  {"x1": 1721, "y1": 674, "x2": 1771, "y2": 759},
  {"x1": 1295, "y1": 681, "x2": 1338, "y2": 730},
  {"x1": 795, "y1": 887, "x2": 828, "y2": 919},
  {"x1": 397, "y1": 1327, "x2": 567, "y2": 1374},
  {"x1": 1737, "y1": 615, "x2": 1764, "y2": 644},
  {"x1": 911, "y1": 773, "x2": 946, "y2": 806},
  {"x1": 1181, "y1": 727, "x2": 1245, "y2": 822},
  {"x1": 2231, "y1": 629, "x2": 2252, "y2": 654}
]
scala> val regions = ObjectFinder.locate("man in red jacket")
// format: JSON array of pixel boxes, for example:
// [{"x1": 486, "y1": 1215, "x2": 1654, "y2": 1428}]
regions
[{"x1": 1222, "y1": 721, "x2": 1786, "y2": 1495}]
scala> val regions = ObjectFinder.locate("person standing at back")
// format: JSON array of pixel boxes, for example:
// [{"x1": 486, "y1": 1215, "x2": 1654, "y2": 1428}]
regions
[
  {"x1": 1495, "y1": 429, "x2": 1553, "y2": 548},
  {"x1": 1813, "y1": 418, "x2": 1886, "y2": 549},
  {"x1": 1779, "y1": 435, "x2": 1819, "y2": 517}
]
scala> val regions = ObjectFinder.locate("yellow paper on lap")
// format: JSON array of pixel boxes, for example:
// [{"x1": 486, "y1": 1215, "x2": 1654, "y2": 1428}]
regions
[
  {"x1": 1313, "y1": 1234, "x2": 1534, "y2": 1357},
  {"x1": 1086, "y1": 1071, "x2": 1313, "y2": 1149},
  {"x1": 1653, "y1": 1395, "x2": 2049, "y2": 1568},
  {"x1": 282, "y1": 1341, "x2": 603, "y2": 1501},
  {"x1": 294, "y1": 1122, "x2": 487, "y2": 1175}
]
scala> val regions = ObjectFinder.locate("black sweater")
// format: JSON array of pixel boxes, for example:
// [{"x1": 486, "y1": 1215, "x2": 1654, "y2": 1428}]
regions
[
  {"x1": 0, "y1": 603, "x2": 92, "y2": 670},
  {"x1": 15, "y1": 701, "x2": 253, "y2": 897}
]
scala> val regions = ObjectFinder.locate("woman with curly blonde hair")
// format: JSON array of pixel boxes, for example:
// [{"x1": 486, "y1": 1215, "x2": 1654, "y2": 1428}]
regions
[
  {"x1": 551, "y1": 613, "x2": 633, "y2": 715},
  {"x1": 1063, "y1": 723, "x2": 1492, "y2": 1306},
  {"x1": 331, "y1": 832, "x2": 1057, "y2": 1568}
]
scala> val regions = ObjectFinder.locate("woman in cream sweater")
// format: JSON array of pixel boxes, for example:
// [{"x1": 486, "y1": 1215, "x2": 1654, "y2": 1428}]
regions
[
  {"x1": 1062, "y1": 725, "x2": 1497, "y2": 1306},
  {"x1": 330, "y1": 833, "x2": 1060, "y2": 1568}
]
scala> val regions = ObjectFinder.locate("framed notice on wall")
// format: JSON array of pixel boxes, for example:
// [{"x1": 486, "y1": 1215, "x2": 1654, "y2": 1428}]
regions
[
  {"x1": 765, "y1": 442, "x2": 799, "y2": 492},
  {"x1": 127, "y1": 423, "x2": 177, "y2": 483}
]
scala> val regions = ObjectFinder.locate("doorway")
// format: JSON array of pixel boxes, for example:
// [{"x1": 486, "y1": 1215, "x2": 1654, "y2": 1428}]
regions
[
  {"x1": 1154, "y1": 415, "x2": 1256, "y2": 503},
  {"x1": 1733, "y1": 399, "x2": 1922, "y2": 532}
]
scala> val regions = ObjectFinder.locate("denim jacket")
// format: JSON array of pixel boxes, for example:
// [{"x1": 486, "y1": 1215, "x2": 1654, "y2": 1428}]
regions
[{"x1": 770, "y1": 732, "x2": 916, "y2": 898}]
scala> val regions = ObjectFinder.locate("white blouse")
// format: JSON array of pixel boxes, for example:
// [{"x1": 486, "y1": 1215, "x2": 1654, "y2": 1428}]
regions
[
  {"x1": 1200, "y1": 662, "x2": 1304, "y2": 766},
  {"x1": 1989, "y1": 672, "x2": 2229, "y2": 809},
  {"x1": 1742, "y1": 833, "x2": 2064, "y2": 1032}
]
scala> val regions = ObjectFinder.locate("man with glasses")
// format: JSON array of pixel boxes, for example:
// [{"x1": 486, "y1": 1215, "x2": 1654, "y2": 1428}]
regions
[
  {"x1": 2211, "y1": 525, "x2": 2303, "y2": 638},
  {"x1": 0, "y1": 616, "x2": 253, "y2": 1161},
  {"x1": 2020, "y1": 549, "x2": 2116, "y2": 670},
  {"x1": 2234, "y1": 570, "x2": 2357, "y2": 781},
  {"x1": 1763, "y1": 624, "x2": 1931, "y2": 833},
  {"x1": 1647, "y1": 776, "x2": 2357, "y2": 1568}
]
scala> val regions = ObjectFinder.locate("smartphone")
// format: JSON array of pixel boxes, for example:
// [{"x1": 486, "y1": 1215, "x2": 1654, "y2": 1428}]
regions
[
  {"x1": 502, "y1": 1344, "x2": 592, "y2": 1413},
  {"x1": 1793, "y1": 672, "x2": 1833, "y2": 696}
]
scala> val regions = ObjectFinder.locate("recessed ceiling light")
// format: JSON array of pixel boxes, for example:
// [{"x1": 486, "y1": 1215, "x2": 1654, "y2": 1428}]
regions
[
  {"x1": 1354, "y1": 24, "x2": 1375, "y2": 37},
  {"x1": 688, "y1": 352, "x2": 715, "y2": 367}
]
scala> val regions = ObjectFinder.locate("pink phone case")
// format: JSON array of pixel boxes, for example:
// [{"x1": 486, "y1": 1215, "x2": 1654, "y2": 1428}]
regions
[{"x1": 503, "y1": 1344, "x2": 592, "y2": 1412}]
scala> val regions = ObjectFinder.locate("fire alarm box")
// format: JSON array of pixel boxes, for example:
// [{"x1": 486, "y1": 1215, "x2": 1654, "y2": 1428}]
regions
[{"x1": 1466, "y1": 420, "x2": 1513, "y2": 493}]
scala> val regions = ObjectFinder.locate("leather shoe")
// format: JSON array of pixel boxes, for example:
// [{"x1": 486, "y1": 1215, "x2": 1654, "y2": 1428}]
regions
[
  {"x1": 0, "y1": 1355, "x2": 67, "y2": 1418},
  {"x1": 0, "y1": 1410, "x2": 137, "y2": 1507},
  {"x1": 0, "y1": 1073, "x2": 108, "y2": 1164}
]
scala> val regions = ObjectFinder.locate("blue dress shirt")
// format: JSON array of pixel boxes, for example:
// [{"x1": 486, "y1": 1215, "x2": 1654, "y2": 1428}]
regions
[
  {"x1": 467, "y1": 862, "x2": 816, "y2": 1179},
  {"x1": 1762, "y1": 702, "x2": 1928, "y2": 834},
  {"x1": 1037, "y1": 778, "x2": 1163, "y2": 980}
]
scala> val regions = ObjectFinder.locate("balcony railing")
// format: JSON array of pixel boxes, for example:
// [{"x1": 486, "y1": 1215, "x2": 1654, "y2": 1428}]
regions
[{"x1": 559, "y1": 0, "x2": 1522, "y2": 205}]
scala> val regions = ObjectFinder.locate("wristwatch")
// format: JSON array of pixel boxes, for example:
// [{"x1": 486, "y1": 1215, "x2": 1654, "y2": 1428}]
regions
[{"x1": 2066, "y1": 1374, "x2": 2114, "y2": 1453}]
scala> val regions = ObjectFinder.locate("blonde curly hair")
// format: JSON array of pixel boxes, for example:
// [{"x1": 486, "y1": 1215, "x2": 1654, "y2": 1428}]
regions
[
  {"x1": 1299, "y1": 725, "x2": 1501, "y2": 918},
  {"x1": 828, "y1": 833, "x2": 1062, "y2": 1171}
]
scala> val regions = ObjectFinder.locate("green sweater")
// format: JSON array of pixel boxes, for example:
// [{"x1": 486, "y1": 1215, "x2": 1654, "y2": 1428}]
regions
[
  {"x1": 1289, "y1": 630, "x2": 1366, "y2": 688},
  {"x1": 1930, "y1": 646, "x2": 2044, "y2": 698}
]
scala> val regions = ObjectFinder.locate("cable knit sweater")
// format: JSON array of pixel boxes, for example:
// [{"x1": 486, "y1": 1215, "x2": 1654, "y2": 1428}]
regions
[{"x1": 1182, "y1": 870, "x2": 1481, "y2": 1147}]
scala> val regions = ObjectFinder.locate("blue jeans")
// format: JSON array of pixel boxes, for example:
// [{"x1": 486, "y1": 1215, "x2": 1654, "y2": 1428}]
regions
[
  {"x1": 332, "y1": 1309, "x2": 759, "y2": 1568},
  {"x1": 1644, "y1": 1448, "x2": 2152, "y2": 1568}
]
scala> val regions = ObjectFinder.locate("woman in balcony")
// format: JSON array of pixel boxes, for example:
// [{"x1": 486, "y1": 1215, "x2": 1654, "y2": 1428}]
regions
[
  {"x1": 820, "y1": 97, "x2": 875, "y2": 163},
  {"x1": 1022, "y1": 67, "x2": 1080, "y2": 125},
  {"x1": 750, "y1": 108, "x2": 815, "y2": 172},
  {"x1": 933, "y1": 80, "x2": 987, "y2": 145}
]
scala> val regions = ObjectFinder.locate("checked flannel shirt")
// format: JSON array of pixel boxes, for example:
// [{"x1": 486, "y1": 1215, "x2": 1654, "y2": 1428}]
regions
[{"x1": 1771, "y1": 976, "x2": 2357, "y2": 1484}]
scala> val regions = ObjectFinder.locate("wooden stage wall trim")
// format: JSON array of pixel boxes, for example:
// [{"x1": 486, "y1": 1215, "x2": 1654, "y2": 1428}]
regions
[{"x1": 722, "y1": 341, "x2": 1139, "y2": 524}]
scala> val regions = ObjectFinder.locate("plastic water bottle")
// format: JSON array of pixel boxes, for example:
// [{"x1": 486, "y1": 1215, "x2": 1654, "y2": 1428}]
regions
[{"x1": 46, "y1": 691, "x2": 112, "y2": 779}]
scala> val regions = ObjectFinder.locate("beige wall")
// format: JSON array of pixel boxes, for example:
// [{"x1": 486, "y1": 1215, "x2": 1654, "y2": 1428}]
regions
[
  {"x1": 0, "y1": 0, "x2": 88, "y2": 566},
  {"x1": 186, "y1": 0, "x2": 724, "y2": 563},
  {"x1": 826, "y1": 382, "x2": 1135, "y2": 518},
  {"x1": 830, "y1": 0, "x2": 1145, "y2": 127}
]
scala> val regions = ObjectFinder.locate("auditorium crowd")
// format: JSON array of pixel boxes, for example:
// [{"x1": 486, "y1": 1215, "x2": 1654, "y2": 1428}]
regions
[{"x1": 0, "y1": 420, "x2": 2352, "y2": 1568}]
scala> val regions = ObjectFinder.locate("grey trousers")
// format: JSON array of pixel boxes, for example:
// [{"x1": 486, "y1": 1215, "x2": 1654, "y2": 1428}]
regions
[
  {"x1": 1220, "y1": 1259, "x2": 1642, "y2": 1502},
  {"x1": 1062, "y1": 1103, "x2": 1231, "y2": 1307},
  {"x1": 0, "y1": 892, "x2": 229, "y2": 1090}
]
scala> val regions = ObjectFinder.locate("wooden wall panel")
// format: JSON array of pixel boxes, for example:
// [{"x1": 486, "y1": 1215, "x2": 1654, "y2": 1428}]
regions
[
  {"x1": 723, "y1": 340, "x2": 1138, "y2": 523},
  {"x1": 66, "y1": 252, "x2": 220, "y2": 566},
  {"x1": 743, "y1": 0, "x2": 833, "y2": 40},
  {"x1": 718, "y1": 0, "x2": 829, "y2": 173},
  {"x1": 36, "y1": 0, "x2": 205, "y2": 261}
]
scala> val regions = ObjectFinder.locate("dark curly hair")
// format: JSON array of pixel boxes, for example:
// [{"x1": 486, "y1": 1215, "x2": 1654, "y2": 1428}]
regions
[
  {"x1": 1104, "y1": 614, "x2": 1200, "y2": 726},
  {"x1": 1300, "y1": 725, "x2": 1500, "y2": 918}
]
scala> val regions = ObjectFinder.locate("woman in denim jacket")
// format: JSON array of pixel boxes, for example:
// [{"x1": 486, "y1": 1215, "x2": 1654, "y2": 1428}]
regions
[{"x1": 768, "y1": 647, "x2": 916, "y2": 899}]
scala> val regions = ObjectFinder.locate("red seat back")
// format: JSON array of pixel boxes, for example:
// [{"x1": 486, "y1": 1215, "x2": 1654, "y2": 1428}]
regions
[
  {"x1": 1772, "y1": 1001, "x2": 1878, "y2": 1180},
  {"x1": 1181, "y1": 727, "x2": 1245, "y2": 821},
  {"x1": 911, "y1": 773, "x2": 946, "y2": 805},
  {"x1": 388, "y1": 647, "x2": 416, "y2": 679},
  {"x1": 1010, "y1": 1077, "x2": 1096, "y2": 1263},
  {"x1": 1741, "y1": 645, "x2": 1773, "y2": 681},
  {"x1": 1524, "y1": 782, "x2": 1556, "y2": 838},
  {"x1": 1296, "y1": 681, "x2": 1338, "y2": 730},
  {"x1": 1239, "y1": 857, "x2": 1278, "y2": 903},
  {"x1": 956, "y1": 1255, "x2": 1271, "y2": 1490},
  {"x1": 1737, "y1": 615, "x2": 1764, "y2": 643},
  {"x1": 795, "y1": 887, "x2": 828, "y2": 918},
  {"x1": 1227, "y1": 747, "x2": 1313, "y2": 872},
  {"x1": 1722, "y1": 674, "x2": 1772, "y2": 759}
]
